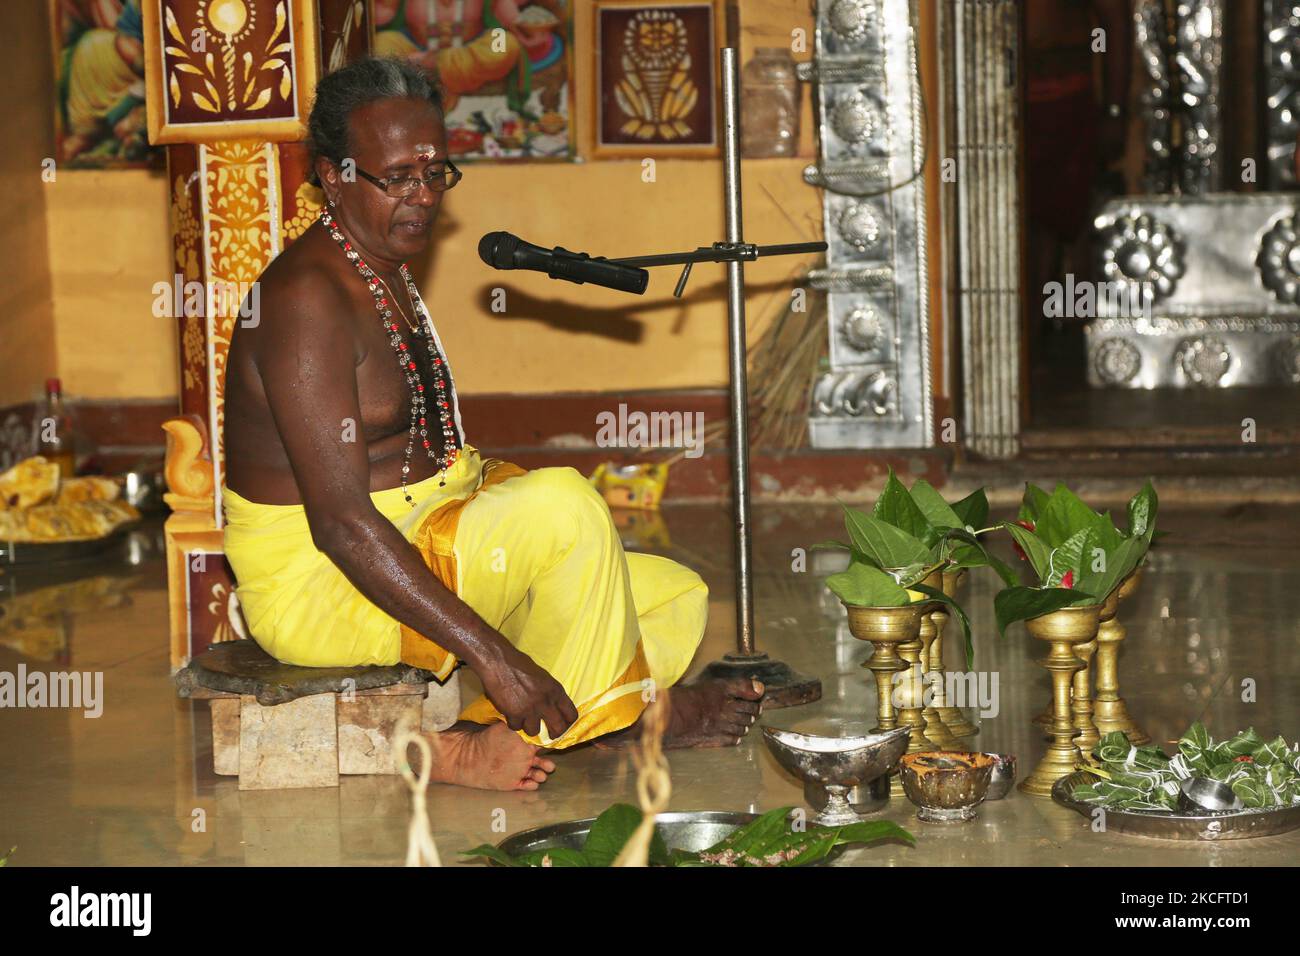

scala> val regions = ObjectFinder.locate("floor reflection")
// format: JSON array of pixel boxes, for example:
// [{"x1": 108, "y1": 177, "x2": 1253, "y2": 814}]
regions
[{"x1": 1, "y1": 506, "x2": 1298, "y2": 866}]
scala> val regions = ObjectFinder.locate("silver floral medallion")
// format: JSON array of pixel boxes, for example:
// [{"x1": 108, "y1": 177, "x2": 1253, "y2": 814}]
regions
[
  {"x1": 1093, "y1": 338, "x2": 1143, "y2": 386},
  {"x1": 1097, "y1": 210, "x2": 1185, "y2": 302},
  {"x1": 829, "y1": 91, "x2": 880, "y2": 146},
  {"x1": 1256, "y1": 213, "x2": 1300, "y2": 303},
  {"x1": 828, "y1": 0, "x2": 878, "y2": 45},
  {"x1": 840, "y1": 305, "x2": 885, "y2": 352},
  {"x1": 1175, "y1": 335, "x2": 1232, "y2": 385},
  {"x1": 835, "y1": 201, "x2": 883, "y2": 253}
]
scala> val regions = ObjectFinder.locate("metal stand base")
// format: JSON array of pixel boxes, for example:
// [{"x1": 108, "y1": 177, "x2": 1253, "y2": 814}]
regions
[{"x1": 699, "y1": 653, "x2": 822, "y2": 709}]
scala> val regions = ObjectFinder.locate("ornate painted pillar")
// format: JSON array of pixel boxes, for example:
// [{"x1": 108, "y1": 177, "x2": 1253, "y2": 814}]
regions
[{"x1": 143, "y1": 0, "x2": 372, "y2": 670}]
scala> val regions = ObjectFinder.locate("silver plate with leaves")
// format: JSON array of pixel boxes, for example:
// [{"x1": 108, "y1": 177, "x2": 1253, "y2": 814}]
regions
[
  {"x1": 490, "y1": 810, "x2": 857, "y2": 866},
  {"x1": 1052, "y1": 771, "x2": 1300, "y2": 841},
  {"x1": 496, "y1": 811, "x2": 759, "y2": 859}
]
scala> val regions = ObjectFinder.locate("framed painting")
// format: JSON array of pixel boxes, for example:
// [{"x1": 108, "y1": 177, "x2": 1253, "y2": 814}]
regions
[
  {"x1": 373, "y1": 0, "x2": 575, "y2": 162},
  {"x1": 317, "y1": 0, "x2": 373, "y2": 74},
  {"x1": 51, "y1": 0, "x2": 164, "y2": 167},
  {"x1": 141, "y1": 0, "x2": 323, "y2": 145},
  {"x1": 592, "y1": 0, "x2": 723, "y2": 160}
]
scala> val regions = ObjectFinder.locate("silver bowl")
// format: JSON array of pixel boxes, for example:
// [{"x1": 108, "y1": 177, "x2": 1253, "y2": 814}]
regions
[
  {"x1": 983, "y1": 753, "x2": 1017, "y2": 801},
  {"x1": 761, "y1": 724, "x2": 912, "y2": 826},
  {"x1": 1179, "y1": 776, "x2": 1245, "y2": 813}
]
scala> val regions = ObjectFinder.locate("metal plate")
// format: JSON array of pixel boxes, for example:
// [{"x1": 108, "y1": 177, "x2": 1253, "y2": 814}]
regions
[
  {"x1": 497, "y1": 811, "x2": 756, "y2": 858},
  {"x1": 493, "y1": 810, "x2": 845, "y2": 866},
  {"x1": 0, "y1": 524, "x2": 137, "y2": 566},
  {"x1": 1052, "y1": 771, "x2": 1300, "y2": 841}
]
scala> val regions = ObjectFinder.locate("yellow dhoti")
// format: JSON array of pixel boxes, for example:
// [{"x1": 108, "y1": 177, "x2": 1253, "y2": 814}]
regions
[{"x1": 222, "y1": 445, "x2": 707, "y2": 749}]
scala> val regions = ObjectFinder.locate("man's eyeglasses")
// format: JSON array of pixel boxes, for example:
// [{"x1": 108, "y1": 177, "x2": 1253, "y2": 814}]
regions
[{"x1": 353, "y1": 160, "x2": 462, "y2": 198}]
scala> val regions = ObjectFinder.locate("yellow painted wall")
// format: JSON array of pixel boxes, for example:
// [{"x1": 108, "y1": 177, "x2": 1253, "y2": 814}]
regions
[
  {"x1": 23, "y1": 0, "x2": 822, "y2": 401},
  {"x1": 412, "y1": 0, "x2": 824, "y2": 395},
  {"x1": 44, "y1": 170, "x2": 177, "y2": 399},
  {"x1": 0, "y1": 0, "x2": 59, "y2": 408}
]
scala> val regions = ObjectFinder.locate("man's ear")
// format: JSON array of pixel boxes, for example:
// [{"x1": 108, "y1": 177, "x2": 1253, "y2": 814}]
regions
[{"x1": 315, "y1": 157, "x2": 338, "y2": 200}]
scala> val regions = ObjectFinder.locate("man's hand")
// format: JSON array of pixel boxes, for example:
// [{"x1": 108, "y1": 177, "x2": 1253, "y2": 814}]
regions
[{"x1": 478, "y1": 646, "x2": 579, "y2": 741}]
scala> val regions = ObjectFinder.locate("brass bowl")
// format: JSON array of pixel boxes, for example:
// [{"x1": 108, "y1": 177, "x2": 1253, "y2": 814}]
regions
[{"x1": 899, "y1": 751, "x2": 995, "y2": 823}]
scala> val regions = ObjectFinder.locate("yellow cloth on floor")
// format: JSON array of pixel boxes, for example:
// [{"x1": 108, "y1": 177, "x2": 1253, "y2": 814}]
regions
[{"x1": 222, "y1": 444, "x2": 708, "y2": 749}]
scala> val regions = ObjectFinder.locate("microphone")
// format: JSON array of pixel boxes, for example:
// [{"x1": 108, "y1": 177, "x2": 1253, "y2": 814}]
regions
[{"x1": 478, "y1": 232, "x2": 649, "y2": 295}]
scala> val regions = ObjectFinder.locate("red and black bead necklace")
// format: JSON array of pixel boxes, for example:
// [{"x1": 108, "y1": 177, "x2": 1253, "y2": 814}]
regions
[{"x1": 319, "y1": 205, "x2": 459, "y2": 501}]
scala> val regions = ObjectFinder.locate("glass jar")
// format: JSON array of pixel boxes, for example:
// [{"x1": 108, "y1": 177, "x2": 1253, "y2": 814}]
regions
[{"x1": 741, "y1": 48, "x2": 801, "y2": 158}]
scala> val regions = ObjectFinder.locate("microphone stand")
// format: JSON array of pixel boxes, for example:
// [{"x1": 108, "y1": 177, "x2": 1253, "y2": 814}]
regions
[{"x1": 605, "y1": 47, "x2": 824, "y2": 709}]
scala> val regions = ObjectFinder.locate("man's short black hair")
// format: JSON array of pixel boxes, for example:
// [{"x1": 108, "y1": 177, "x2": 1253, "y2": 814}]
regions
[{"x1": 307, "y1": 56, "x2": 446, "y2": 175}]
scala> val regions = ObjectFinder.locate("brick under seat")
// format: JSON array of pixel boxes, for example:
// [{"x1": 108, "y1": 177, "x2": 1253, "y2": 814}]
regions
[{"x1": 175, "y1": 640, "x2": 462, "y2": 790}]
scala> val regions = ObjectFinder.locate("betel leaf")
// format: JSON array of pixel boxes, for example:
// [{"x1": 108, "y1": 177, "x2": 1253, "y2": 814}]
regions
[
  {"x1": 934, "y1": 526, "x2": 981, "y2": 557},
  {"x1": 1179, "y1": 721, "x2": 1211, "y2": 758},
  {"x1": 826, "y1": 561, "x2": 911, "y2": 608},
  {"x1": 993, "y1": 586, "x2": 1093, "y2": 638},
  {"x1": 892, "y1": 561, "x2": 941, "y2": 589},
  {"x1": 703, "y1": 806, "x2": 792, "y2": 857},
  {"x1": 1003, "y1": 521, "x2": 1054, "y2": 583},
  {"x1": 582, "y1": 803, "x2": 644, "y2": 867},
  {"x1": 872, "y1": 469, "x2": 937, "y2": 545},
  {"x1": 760, "y1": 818, "x2": 914, "y2": 867},
  {"x1": 1254, "y1": 735, "x2": 1292, "y2": 766},
  {"x1": 462, "y1": 843, "x2": 526, "y2": 867},
  {"x1": 907, "y1": 479, "x2": 964, "y2": 531},
  {"x1": 1019, "y1": 482, "x2": 1051, "y2": 524},
  {"x1": 686, "y1": 810, "x2": 915, "y2": 867},
  {"x1": 1036, "y1": 483, "x2": 1105, "y2": 549},
  {"x1": 950, "y1": 487, "x2": 990, "y2": 530},
  {"x1": 1223, "y1": 727, "x2": 1264, "y2": 757},
  {"x1": 1126, "y1": 479, "x2": 1158, "y2": 538},
  {"x1": 1078, "y1": 534, "x2": 1147, "y2": 604},
  {"x1": 810, "y1": 539, "x2": 851, "y2": 551},
  {"x1": 1046, "y1": 526, "x2": 1095, "y2": 588},
  {"x1": 833, "y1": 818, "x2": 916, "y2": 848},
  {"x1": 913, "y1": 582, "x2": 975, "y2": 669},
  {"x1": 1092, "y1": 511, "x2": 1125, "y2": 553},
  {"x1": 841, "y1": 504, "x2": 931, "y2": 569}
]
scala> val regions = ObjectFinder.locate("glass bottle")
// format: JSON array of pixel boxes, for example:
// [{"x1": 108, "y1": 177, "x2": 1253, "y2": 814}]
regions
[
  {"x1": 36, "y1": 378, "x2": 77, "y2": 478},
  {"x1": 741, "y1": 48, "x2": 801, "y2": 158}
]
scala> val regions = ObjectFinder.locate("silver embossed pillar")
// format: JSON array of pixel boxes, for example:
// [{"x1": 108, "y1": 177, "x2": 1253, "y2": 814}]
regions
[
  {"x1": 804, "y1": 0, "x2": 934, "y2": 448},
  {"x1": 1135, "y1": 0, "x2": 1224, "y2": 195}
]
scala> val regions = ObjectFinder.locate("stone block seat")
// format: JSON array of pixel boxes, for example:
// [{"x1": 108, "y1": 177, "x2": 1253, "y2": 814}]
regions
[{"x1": 175, "y1": 640, "x2": 461, "y2": 790}]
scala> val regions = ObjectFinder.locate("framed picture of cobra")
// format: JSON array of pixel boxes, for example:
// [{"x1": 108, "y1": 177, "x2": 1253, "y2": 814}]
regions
[{"x1": 592, "y1": 0, "x2": 723, "y2": 159}]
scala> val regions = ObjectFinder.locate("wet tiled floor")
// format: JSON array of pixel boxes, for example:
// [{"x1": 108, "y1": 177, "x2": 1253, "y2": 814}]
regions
[{"x1": 2, "y1": 502, "x2": 1298, "y2": 866}]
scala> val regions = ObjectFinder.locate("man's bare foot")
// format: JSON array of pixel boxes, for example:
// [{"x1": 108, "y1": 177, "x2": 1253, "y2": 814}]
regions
[
  {"x1": 422, "y1": 721, "x2": 557, "y2": 791},
  {"x1": 596, "y1": 678, "x2": 765, "y2": 750}
]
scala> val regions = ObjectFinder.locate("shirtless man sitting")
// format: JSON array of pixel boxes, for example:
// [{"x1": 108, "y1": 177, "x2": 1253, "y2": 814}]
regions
[{"x1": 222, "y1": 56, "x2": 763, "y2": 792}]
